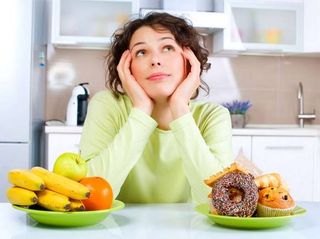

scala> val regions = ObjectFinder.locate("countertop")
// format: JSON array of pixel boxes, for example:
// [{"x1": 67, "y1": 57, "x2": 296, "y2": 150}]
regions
[
  {"x1": 45, "y1": 124, "x2": 320, "y2": 136},
  {"x1": 1, "y1": 202, "x2": 319, "y2": 239}
]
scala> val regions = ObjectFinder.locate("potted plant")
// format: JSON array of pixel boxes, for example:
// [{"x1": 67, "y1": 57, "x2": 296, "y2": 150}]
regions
[{"x1": 223, "y1": 100, "x2": 252, "y2": 128}]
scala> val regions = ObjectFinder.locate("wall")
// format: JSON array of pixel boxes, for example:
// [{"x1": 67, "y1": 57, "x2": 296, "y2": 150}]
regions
[
  {"x1": 46, "y1": 49, "x2": 320, "y2": 125},
  {"x1": 46, "y1": 49, "x2": 106, "y2": 121},
  {"x1": 200, "y1": 55, "x2": 320, "y2": 125}
]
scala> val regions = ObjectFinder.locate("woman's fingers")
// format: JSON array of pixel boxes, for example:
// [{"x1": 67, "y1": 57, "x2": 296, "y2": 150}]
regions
[
  {"x1": 182, "y1": 48, "x2": 200, "y2": 77},
  {"x1": 169, "y1": 48, "x2": 201, "y2": 105},
  {"x1": 181, "y1": 48, "x2": 200, "y2": 92},
  {"x1": 116, "y1": 51, "x2": 126, "y2": 81},
  {"x1": 117, "y1": 50, "x2": 130, "y2": 82},
  {"x1": 116, "y1": 50, "x2": 154, "y2": 115},
  {"x1": 123, "y1": 51, "x2": 134, "y2": 81}
]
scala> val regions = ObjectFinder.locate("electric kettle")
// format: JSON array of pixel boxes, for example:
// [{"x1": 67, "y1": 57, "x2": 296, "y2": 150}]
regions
[{"x1": 66, "y1": 83, "x2": 90, "y2": 126}]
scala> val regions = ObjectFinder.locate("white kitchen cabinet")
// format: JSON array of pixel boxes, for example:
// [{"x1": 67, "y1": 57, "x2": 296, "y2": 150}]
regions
[
  {"x1": 303, "y1": 0, "x2": 320, "y2": 53},
  {"x1": 251, "y1": 136, "x2": 319, "y2": 201},
  {"x1": 45, "y1": 132, "x2": 82, "y2": 171},
  {"x1": 232, "y1": 136, "x2": 252, "y2": 160},
  {"x1": 49, "y1": 0, "x2": 139, "y2": 49},
  {"x1": 140, "y1": 9, "x2": 227, "y2": 35},
  {"x1": 213, "y1": 0, "x2": 303, "y2": 55}
]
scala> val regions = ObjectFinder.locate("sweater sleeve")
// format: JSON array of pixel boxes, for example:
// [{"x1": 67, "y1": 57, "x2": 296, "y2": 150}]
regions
[
  {"x1": 169, "y1": 105, "x2": 233, "y2": 204},
  {"x1": 80, "y1": 92, "x2": 158, "y2": 197}
]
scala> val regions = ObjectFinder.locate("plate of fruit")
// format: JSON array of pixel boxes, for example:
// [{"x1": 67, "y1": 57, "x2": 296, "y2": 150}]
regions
[
  {"x1": 7, "y1": 153, "x2": 125, "y2": 227},
  {"x1": 13, "y1": 200, "x2": 124, "y2": 227}
]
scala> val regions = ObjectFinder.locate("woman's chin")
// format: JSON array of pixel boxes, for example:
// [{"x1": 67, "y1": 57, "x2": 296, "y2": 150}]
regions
[
  {"x1": 146, "y1": 89, "x2": 174, "y2": 100},
  {"x1": 149, "y1": 92, "x2": 174, "y2": 101}
]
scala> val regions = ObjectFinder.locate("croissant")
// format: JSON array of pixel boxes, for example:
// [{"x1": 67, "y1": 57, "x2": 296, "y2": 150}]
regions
[
  {"x1": 254, "y1": 173, "x2": 288, "y2": 190},
  {"x1": 204, "y1": 162, "x2": 250, "y2": 187}
]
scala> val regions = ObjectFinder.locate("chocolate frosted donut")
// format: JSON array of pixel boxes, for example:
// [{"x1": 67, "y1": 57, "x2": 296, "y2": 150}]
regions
[{"x1": 211, "y1": 171, "x2": 258, "y2": 217}]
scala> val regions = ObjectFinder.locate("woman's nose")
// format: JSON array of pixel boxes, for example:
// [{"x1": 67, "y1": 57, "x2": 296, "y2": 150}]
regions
[
  {"x1": 150, "y1": 53, "x2": 162, "y2": 67},
  {"x1": 151, "y1": 62, "x2": 161, "y2": 66}
]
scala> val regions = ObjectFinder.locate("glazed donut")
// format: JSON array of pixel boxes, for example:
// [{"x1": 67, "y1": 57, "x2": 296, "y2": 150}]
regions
[{"x1": 211, "y1": 171, "x2": 258, "y2": 217}]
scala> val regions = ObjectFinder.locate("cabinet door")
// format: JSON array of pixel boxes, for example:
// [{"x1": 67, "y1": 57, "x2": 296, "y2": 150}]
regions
[
  {"x1": 50, "y1": 0, "x2": 139, "y2": 48},
  {"x1": 213, "y1": 0, "x2": 303, "y2": 54},
  {"x1": 0, "y1": 144, "x2": 29, "y2": 202},
  {"x1": 303, "y1": 0, "x2": 320, "y2": 52},
  {"x1": 46, "y1": 133, "x2": 81, "y2": 171},
  {"x1": 232, "y1": 136, "x2": 251, "y2": 160},
  {"x1": 252, "y1": 136, "x2": 316, "y2": 201}
]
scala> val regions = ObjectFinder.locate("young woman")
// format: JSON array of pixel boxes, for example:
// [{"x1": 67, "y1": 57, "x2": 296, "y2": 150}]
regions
[{"x1": 80, "y1": 12, "x2": 233, "y2": 204}]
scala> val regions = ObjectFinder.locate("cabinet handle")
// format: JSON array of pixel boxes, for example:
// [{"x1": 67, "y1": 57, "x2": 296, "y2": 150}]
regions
[{"x1": 265, "y1": 146, "x2": 304, "y2": 150}]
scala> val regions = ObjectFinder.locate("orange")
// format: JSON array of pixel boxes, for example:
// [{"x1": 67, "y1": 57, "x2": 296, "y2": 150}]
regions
[{"x1": 80, "y1": 176, "x2": 113, "y2": 210}]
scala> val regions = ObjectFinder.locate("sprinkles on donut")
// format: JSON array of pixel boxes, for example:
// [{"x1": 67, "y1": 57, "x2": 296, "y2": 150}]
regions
[{"x1": 204, "y1": 163, "x2": 259, "y2": 217}]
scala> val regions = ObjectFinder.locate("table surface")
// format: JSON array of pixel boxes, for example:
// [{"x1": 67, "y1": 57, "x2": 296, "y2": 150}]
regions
[{"x1": 1, "y1": 201, "x2": 319, "y2": 239}]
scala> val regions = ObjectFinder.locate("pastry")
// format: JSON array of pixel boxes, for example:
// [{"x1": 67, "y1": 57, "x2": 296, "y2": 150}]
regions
[
  {"x1": 205, "y1": 163, "x2": 259, "y2": 217},
  {"x1": 257, "y1": 186, "x2": 295, "y2": 217},
  {"x1": 254, "y1": 173, "x2": 288, "y2": 190}
]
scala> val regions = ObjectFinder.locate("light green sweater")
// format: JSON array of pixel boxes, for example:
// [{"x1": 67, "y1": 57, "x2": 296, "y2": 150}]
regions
[{"x1": 80, "y1": 90, "x2": 233, "y2": 204}]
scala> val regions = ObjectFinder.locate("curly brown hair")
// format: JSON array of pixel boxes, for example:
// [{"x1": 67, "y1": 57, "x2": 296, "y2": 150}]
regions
[{"x1": 106, "y1": 12, "x2": 211, "y2": 99}]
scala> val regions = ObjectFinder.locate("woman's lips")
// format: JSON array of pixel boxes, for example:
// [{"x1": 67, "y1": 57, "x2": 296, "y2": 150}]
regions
[{"x1": 147, "y1": 72, "x2": 170, "y2": 81}]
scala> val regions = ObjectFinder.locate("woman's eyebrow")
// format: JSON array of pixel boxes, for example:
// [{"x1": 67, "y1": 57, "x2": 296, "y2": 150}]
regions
[
  {"x1": 159, "y1": 36, "x2": 175, "y2": 41},
  {"x1": 130, "y1": 36, "x2": 176, "y2": 50},
  {"x1": 130, "y1": 42, "x2": 146, "y2": 51}
]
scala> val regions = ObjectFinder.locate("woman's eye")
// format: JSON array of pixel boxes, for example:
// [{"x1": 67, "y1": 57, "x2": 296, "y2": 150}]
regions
[
  {"x1": 163, "y1": 45, "x2": 174, "y2": 52},
  {"x1": 136, "y1": 50, "x2": 145, "y2": 57}
]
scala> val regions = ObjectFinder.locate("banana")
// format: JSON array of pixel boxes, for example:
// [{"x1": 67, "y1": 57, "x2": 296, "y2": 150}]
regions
[
  {"x1": 31, "y1": 167, "x2": 90, "y2": 200},
  {"x1": 7, "y1": 187, "x2": 38, "y2": 206},
  {"x1": 37, "y1": 189, "x2": 71, "y2": 212},
  {"x1": 70, "y1": 199, "x2": 85, "y2": 211},
  {"x1": 8, "y1": 169, "x2": 45, "y2": 191}
]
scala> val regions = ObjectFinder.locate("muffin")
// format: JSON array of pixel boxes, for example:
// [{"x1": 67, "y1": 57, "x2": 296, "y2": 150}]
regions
[{"x1": 257, "y1": 186, "x2": 296, "y2": 217}]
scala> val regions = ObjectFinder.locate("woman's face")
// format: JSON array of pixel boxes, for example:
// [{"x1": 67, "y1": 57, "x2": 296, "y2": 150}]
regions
[{"x1": 129, "y1": 26, "x2": 186, "y2": 100}]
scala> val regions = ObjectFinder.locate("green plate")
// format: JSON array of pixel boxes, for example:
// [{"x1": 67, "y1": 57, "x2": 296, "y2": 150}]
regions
[
  {"x1": 13, "y1": 200, "x2": 125, "y2": 227},
  {"x1": 195, "y1": 203, "x2": 306, "y2": 229}
]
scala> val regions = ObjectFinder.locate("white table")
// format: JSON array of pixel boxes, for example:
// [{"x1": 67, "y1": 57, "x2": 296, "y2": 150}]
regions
[{"x1": 1, "y1": 202, "x2": 319, "y2": 239}]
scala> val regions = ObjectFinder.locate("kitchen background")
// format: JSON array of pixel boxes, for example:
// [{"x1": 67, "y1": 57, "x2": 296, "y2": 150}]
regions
[
  {"x1": 1, "y1": 0, "x2": 320, "y2": 202},
  {"x1": 46, "y1": 0, "x2": 320, "y2": 125},
  {"x1": 47, "y1": 50, "x2": 320, "y2": 125}
]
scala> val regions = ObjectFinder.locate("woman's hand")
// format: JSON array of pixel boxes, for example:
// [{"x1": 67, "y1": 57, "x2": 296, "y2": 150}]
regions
[
  {"x1": 169, "y1": 48, "x2": 201, "y2": 119},
  {"x1": 117, "y1": 50, "x2": 154, "y2": 115}
]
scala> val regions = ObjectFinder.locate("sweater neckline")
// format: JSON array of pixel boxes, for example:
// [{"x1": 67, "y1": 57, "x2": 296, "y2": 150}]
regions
[{"x1": 154, "y1": 127, "x2": 172, "y2": 134}]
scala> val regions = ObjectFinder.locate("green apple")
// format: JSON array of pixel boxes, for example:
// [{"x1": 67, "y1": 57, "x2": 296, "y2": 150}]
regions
[{"x1": 53, "y1": 152, "x2": 88, "y2": 181}]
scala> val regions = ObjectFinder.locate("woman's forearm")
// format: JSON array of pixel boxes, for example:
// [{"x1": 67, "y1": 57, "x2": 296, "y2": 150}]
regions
[
  {"x1": 81, "y1": 108, "x2": 157, "y2": 197},
  {"x1": 169, "y1": 110, "x2": 233, "y2": 204}
]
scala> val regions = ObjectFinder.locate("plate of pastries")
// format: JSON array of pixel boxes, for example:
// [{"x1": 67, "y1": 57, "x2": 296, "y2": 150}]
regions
[{"x1": 195, "y1": 163, "x2": 306, "y2": 229}]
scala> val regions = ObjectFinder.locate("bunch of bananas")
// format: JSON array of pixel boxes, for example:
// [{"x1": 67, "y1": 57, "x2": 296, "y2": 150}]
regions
[{"x1": 7, "y1": 167, "x2": 90, "y2": 212}]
